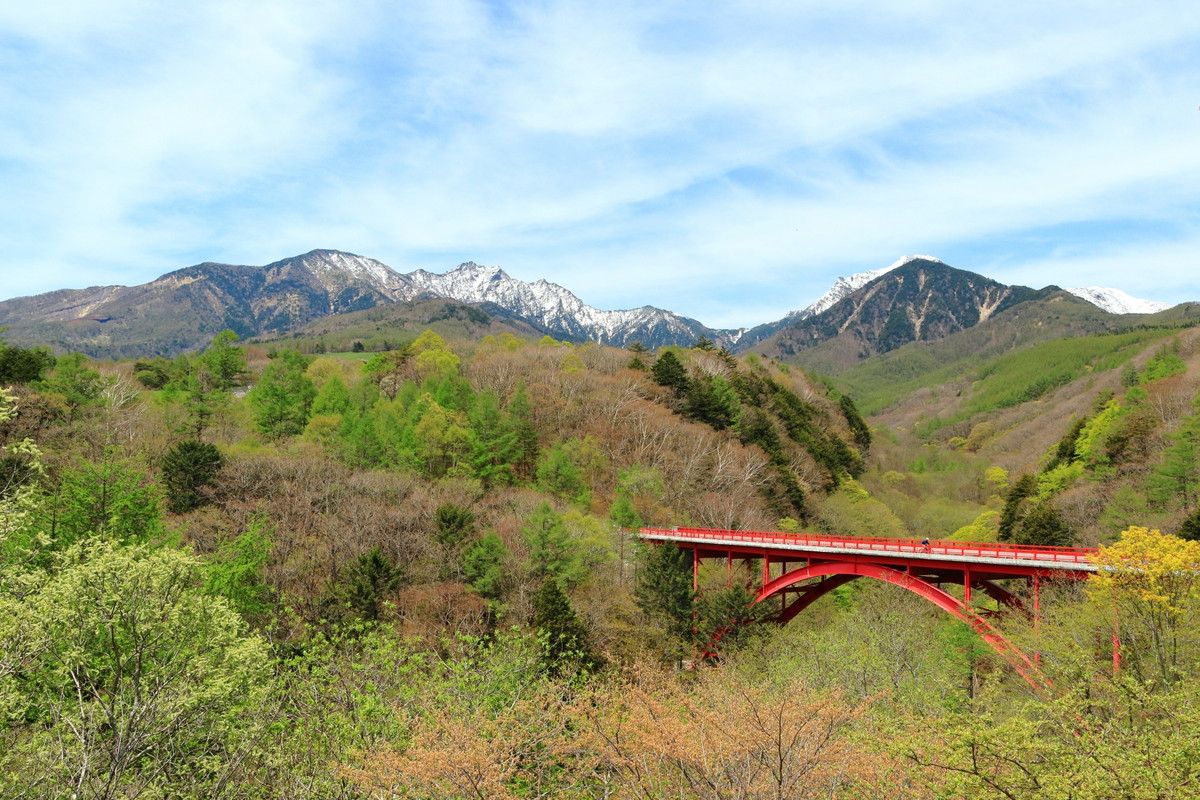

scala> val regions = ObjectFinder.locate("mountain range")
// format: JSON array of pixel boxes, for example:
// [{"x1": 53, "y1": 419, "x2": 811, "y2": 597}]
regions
[{"x1": 0, "y1": 249, "x2": 1187, "y2": 361}]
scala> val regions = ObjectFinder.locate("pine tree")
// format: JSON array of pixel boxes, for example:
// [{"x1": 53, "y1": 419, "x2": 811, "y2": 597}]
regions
[
  {"x1": 523, "y1": 502, "x2": 586, "y2": 587},
  {"x1": 998, "y1": 474, "x2": 1037, "y2": 541},
  {"x1": 1014, "y1": 501, "x2": 1073, "y2": 547},
  {"x1": 463, "y1": 531, "x2": 508, "y2": 599},
  {"x1": 651, "y1": 350, "x2": 690, "y2": 396},
  {"x1": 635, "y1": 543, "x2": 695, "y2": 642},
  {"x1": 531, "y1": 578, "x2": 596, "y2": 675},
  {"x1": 249, "y1": 349, "x2": 317, "y2": 439},
  {"x1": 338, "y1": 546, "x2": 405, "y2": 621},
  {"x1": 161, "y1": 440, "x2": 224, "y2": 514},
  {"x1": 1148, "y1": 402, "x2": 1200, "y2": 510},
  {"x1": 507, "y1": 383, "x2": 540, "y2": 481}
]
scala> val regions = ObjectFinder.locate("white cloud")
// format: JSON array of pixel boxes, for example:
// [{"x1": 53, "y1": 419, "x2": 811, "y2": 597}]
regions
[{"x1": 1, "y1": 1, "x2": 1199, "y2": 329}]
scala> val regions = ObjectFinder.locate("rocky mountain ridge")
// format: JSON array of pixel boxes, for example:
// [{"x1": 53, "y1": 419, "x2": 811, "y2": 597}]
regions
[{"x1": 0, "y1": 249, "x2": 1183, "y2": 359}]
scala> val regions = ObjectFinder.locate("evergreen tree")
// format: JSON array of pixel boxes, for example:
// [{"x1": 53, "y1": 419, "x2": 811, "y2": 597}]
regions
[
  {"x1": 696, "y1": 583, "x2": 762, "y2": 653},
  {"x1": 434, "y1": 502, "x2": 476, "y2": 579},
  {"x1": 507, "y1": 383, "x2": 540, "y2": 481},
  {"x1": 0, "y1": 336, "x2": 54, "y2": 384},
  {"x1": 838, "y1": 394, "x2": 872, "y2": 451},
  {"x1": 651, "y1": 350, "x2": 690, "y2": 396},
  {"x1": 1178, "y1": 507, "x2": 1200, "y2": 542},
  {"x1": 523, "y1": 502, "x2": 586, "y2": 587},
  {"x1": 161, "y1": 440, "x2": 224, "y2": 514},
  {"x1": 1014, "y1": 501, "x2": 1073, "y2": 547},
  {"x1": 249, "y1": 349, "x2": 317, "y2": 439},
  {"x1": 1148, "y1": 401, "x2": 1200, "y2": 510},
  {"x1": 338, "y1": 546, "x2": 405, "y2": 621},
  {"x1": 311, "y1": 375, "x2": 352, "y2": 416},
  {"x1": 635, "y1": 543, "x2": 695, "y2": 643},
  {"x1": 998, "y1": 474, "x2": 1037, "y2": 541},
  {"x1": 531, "y1": 578, "x2": 596, "y2": 675},
  {"x1": 463, "y1": 531, "x2": 508, "y2": 600},
  {"x1": 684, "y1": 374, "x2": 740, "y2": 430}
]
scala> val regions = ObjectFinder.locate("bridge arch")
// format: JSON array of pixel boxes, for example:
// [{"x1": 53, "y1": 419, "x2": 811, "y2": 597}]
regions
[{"x1": 753, "y1": 560, "x2": 1045, "y2": 688}]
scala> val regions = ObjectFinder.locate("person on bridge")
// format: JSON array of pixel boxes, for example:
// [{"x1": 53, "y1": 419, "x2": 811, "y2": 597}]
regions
[{"x1": 921, "y1": 538, "x2": 930, "y2": 550}]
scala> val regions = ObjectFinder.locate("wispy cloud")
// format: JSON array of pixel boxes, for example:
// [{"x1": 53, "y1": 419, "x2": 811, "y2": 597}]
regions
[{"x1": 2, "y1": 1, "x2": 1198, "y2": 327}]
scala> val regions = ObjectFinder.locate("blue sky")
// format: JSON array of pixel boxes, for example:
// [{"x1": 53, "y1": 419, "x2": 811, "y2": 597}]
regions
[{"x1": 2, "y1": 1, "x2": 1198, "y2": 328}]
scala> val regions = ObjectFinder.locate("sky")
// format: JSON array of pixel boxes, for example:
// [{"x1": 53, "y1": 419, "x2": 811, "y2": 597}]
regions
[{"x1": 1, "y1": 1, "x2": 1198, "y2": 329}]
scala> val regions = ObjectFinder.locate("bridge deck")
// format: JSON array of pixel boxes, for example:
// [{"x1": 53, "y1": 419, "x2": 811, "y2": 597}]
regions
[{"x1": 638, "y1": 526, "x2": 1098, "y2": 574}]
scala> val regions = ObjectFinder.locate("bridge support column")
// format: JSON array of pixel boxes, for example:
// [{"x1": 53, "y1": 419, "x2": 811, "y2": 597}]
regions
[{"x1": 963, "y1": 566, "x2": 971, "y2": 604}]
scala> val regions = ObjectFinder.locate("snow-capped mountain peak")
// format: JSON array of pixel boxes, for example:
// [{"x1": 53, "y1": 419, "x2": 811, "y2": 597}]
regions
[
  {"x1": 1065, "y1": 287, "x2": 1171, "y2": 315},
  {"x1": 401, "y1": 262, "x2": 712, "y2": 347},
  {"x1": 292, "y1": 249, "x2": 404, "y2": 291},
  {"x1": 790, "y1": 255, "x2": 944, "y2": 320}
]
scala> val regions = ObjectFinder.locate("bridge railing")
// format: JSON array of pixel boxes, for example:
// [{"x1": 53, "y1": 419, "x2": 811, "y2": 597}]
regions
[{"x1": 639, "y1": 526, "x2": 1099, "y2": 565}]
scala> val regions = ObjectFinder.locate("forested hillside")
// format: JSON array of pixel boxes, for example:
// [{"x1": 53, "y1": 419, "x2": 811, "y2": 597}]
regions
[{"x1": 2, "y1": 326, "x2": 1199, "y2": 798}]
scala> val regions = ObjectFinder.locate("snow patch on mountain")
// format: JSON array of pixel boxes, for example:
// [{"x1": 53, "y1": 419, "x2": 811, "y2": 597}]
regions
[
  {"x1": 291, "y1": 250, "x2": 411, "y2": 294},
  {"x1": 404, "y1": 262, "x2": 704, "y2": 345},
  {"x1": 791, "y1": 255, "x2": 944, "y2": 320},
  {"x1": 1065, "y1": 287, "x2": 1171, "y2": 315}
]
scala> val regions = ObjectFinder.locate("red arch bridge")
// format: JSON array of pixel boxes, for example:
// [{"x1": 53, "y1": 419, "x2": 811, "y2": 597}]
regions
[{"x1": 638, "y1": 526, "x2": 1104, "y2": 689}]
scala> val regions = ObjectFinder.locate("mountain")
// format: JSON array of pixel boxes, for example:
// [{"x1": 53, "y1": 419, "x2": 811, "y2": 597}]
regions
[
  {"x1": 0, "y1": 248, "x2": 1185, "y2": 361},
  {"x1": 753, "y1": 258, "x2": 1041, "y2": 368},
  {"x1": 404, "y1": 262, "x2": 717, "y2": 349},
  {"x1": 734, "y1": 255, "x2": 941, "y2": 349},
  {"x1": 0, "y1": 250, "x2": 723, "y2": 358},
  {"x1": 1064, "y1": 286, "x2": 1171, "y2": 315},
  {"x1": 0, "y1": 251, "x2": 428, "y2": 359}
]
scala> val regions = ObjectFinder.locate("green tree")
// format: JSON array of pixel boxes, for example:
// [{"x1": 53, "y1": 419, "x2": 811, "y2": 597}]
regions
[
  {"x1": 0, "y1": 542, "x2": 270, "y2": 799},
  {"x1": 998, "y1": 473, "x2": 1037, "y2": 541},
  {"x1": 0, "y1": 335, "x2": 54, "y2": 384},
  {"x1": 434, "y1": 502, "x2": 476, "y2": 579},
  {"x1": 468, "y1": 390, "x2": 521, "y2": 487},
  {"x1": 311, "y1": 374, "x2": 351, "y2": 416},
  {"x1": 51, "y1": 454, "x2": 164, "y2": 547},
  {"x1": 536, "y1": 443, "x2": 588, "y2": 505},
  {"x1": 838, "y1": 394, "x2": 872, "y2": 450},
  {"x1": 248, "y1": 349, "x2": 317, "y2": 439},
  {"x1": 1013, "y1": 500, "x2": 1073, "y2": 547},
  {"x1": 635, "y1": 543, "x2": 695, "y2": 644},
  {"x1": 205, "y1": 514, "x2": 274, "y2": 622},
  {"x1": 411, "y1": 397, "x2": 473, "y2": 478},
  {"x1": 36, "y1": 351, "x2": 102, "y2": 413},
  {"x1": 464, "y1": 531, "x2": 509, "y2": 600},
  {"x1": 507, "y1": 382, "x2": 539, "y2": 481},
  {"x1": 337, "y1": 546, "x2": 405, "y2": 622},
  {"x1": 684, "y1": 374, "x2": 741, "y2": 430},
  {"x1": 1148, "y1": 398, "x2": 1200, "y2": 510},
  {"x1": 161, "y1": 440, "x2": 224, "y2": 514},
  {"x1": 696, "y1": 583, "x2": 762, "y2": 653},
  {"x1": 1177, "y1": 507, "x2": 1200, "y2": 541},
  {"x1": 523, "y1": 502, "x2": 586, "y2": 588},
  {"x1": 531, "y1": 578, "x2": 596, "y2": 675},
  {"x1": 651, "y1": 350, "x2": 690, "y2": 396},
  {"x1": 198, "y1": 329, "x2": 247, "y2": 392}
]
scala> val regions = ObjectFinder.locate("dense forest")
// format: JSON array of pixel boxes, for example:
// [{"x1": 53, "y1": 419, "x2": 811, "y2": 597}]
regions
[{"x1": 2, "y1": 325, "x2": 1199, "y2": 799}]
